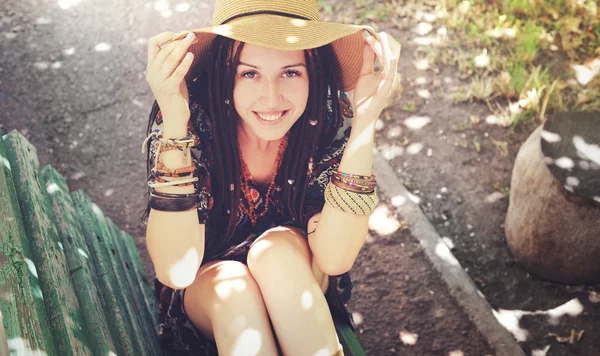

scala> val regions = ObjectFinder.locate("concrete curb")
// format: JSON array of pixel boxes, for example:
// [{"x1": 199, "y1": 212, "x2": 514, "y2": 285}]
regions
[{"x1": 372, "y1": 152, "x2": 525, "y2": 356}]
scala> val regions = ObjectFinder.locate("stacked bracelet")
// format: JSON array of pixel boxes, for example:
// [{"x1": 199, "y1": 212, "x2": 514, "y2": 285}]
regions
[
  {"x1": 324, "y1": 182, "x2": 377, "y2": 216},
  {"x1": 331, "y1": 170, "x2": 376, "y2": 194}
]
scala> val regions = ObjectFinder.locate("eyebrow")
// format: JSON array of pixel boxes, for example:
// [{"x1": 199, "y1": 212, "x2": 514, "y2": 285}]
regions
[{"x1": 239, "y1": 62, "x2": 306, "y2": 69}]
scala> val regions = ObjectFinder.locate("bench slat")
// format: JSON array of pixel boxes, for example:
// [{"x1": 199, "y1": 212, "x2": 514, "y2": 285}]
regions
[
  {"x1": 71, "y1": 191, "x2": 141, "y2": 356},
  {"x1": 106, "y1": 218, "x2": 161, "y2": 354},
  {"x1": 0, "y1": 129, "x2": 58, "y2": 355},
  {"x1": 3, "y1": 131, "x2": 92, "y2": 355},
  {"x1": 91, "y1": 208, "x2": 149, "y2": 355},
  {"x1": 42, "y1": 166, "x2": 118, "y2": 355},
  {"x1": 120, "y1": 230, "x2": 159, "y2": 328}
]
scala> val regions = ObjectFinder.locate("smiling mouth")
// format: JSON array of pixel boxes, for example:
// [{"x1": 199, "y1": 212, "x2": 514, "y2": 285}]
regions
[{"x1": 253, "y1": 110, "x2": 288, "y2": 123}]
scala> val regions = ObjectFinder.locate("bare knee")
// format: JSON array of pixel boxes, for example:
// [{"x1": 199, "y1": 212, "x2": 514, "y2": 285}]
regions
[
  {"x1": 184, "y1": 260, "x2": 263, "y2": 338},
  {"x1": 247, "y1": 227, "x2": 311, "y2": 274}
]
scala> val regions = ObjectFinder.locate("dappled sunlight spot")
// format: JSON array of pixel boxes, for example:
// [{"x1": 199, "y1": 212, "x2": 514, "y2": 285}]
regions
[
  {"x1": 448, "y1": 351, "x2": 464, "y2": 356},
  {"x1": 175, "y1": 3, "x2": 190, "y2": 12},
  {"x1": 215, "y1": 278, "x2": 248, "y2": 299},
  {"x1": 555, "y1": 157, "x2": 575, "y2": 169},
  {"x1": 286, "y1": 36, "x2": 300, "y2": 44},
  {"x1": 406, "y1": 143, "x2": 423, "y2": 155},
  {"x1": 91, "y1": 202, "x2": 103, "y2": 216},
  {"x1": 407, "y1": 192, "x2": 421, "y2": 204},
  {"x1": 387, "y1": 126, "x2": 402, "y2": 138},
  {"x1": 532, "y1": 345, "x2": 551, "y2": 356},
  {"x1": 375, "y1": 118, "x2": 385, "y2": 131},
  {"x1": 594, "y1": 196, "x2": 600, "y2": 203},
  {"x1": 391, "y1": 194, "x2": 407, "y2": 208},
  {"x1": 32, "y1": 284, "x2": 44, "y2": 301},
  {"x1": 435, "y1": 241, "x2": 460, "y2": 267},
  {"x1": 416, "y1": 89, "x2": 431, "y2": 99},
  {"x1": 474, "y1": 49, "x2": 490, "y2": 68},
  {"x1": 313, "y1": 348, "x2": 332, "y2": 356},
  {"x1": 368, "y1": 205, "x2": 400, "y2": 236},
  {"x1": 57, "y1": 241, "x2": 64, "y2": 251},
  {"x1": 540, "y1": 130, "x2": 561, "y2": 143},
  {"x1": 493, "y1": 309, "x2": 529, "y2": 342},
  {"x1": 154, "y1": 0, "x2": 169, "y2": 11},
  {"x1": 301, "y1": 290, "x2": 313, "y2": 309},
  {"x1": 104, "y1": 188, "x2": 114, "y2": 197},
  {"x1": 35, "y1": 17, "x2": 52, "y2": 25},
  {"x1": 25, "y1": 258, "x2": 38, "y2": 279},
  {"x1": 437, "y1": 26, "x2": 448, "y2": 36},
  {"x1": 1, "y1": 155, "x2": 10, "y2": 170},
  {"x1": 441, "y1": 237, "x2": 454, "y2": 250},
  {"x1": 412, "y1": 37, "x2": 440, "y2": 46},
  {"x1": 34, "y1": 61, "x2": 51, "y2": 70},
  {"x1": 414, "y1": 9, "x2": 437, "y2": 23},
  {"x1": 572, "y1": 136, "x2": 600, "y2": 165},
  {"x1": 290, "y1": 19, "x2": 308, "y2": 27},
  {"x1": 415, "y1": 77, "x2": 428, "y2": 85},
  {"x1": 94, "y1": 43, "x2": 112, "y2": 52},
  {"x1": 379, "y1": 144, "x2": 404, "y2": 160},
  {"x1": 413, "y1": 22, "x2": 433, "y2": 36},
  {"x1": 399, "y1": 330, "x2": 418, "y2": 345},
  {"x1": 8, "y1": 338, "x2": 48, "y2": 355},
  {"x1": 231, "y1": 328, "x2": 262, "y2": 356},
  {"x1": 214, "y1": 24, "x2": 233, "y2": 37},
  {"x1": 77, "y1": 248, "x2": 89, "y2": 259},
  {"x1": 168, "y1": 248, "x2": 200, "y2": 288},
  {"x1": 572, "y1": 59, "x2": 600, "y2": 86},
  {"x1": 351, "y1": 312, "x2": 364, "y2": 326},
  {"x1": 566, "y1": 176, "x2": 579, "y2": 187},
  {"x1": 58, "y1": 0, "x2": 82, "y2": 9},
  {"x1": 495, "y1": 299, "x2": 585, "y2": 341},
  {"x1": 484, "y1": 191, "x2": 505, "y2": 203},
  {"x1": 546, "y1": 298, "x2": 584, "y2": 324},
  {"x1": 63, "y1": 47, "x2": 75, "y2": 56},
  {"x1": 404, "y1": 116, "x2": 431, "y2": 130},
  {"x1": 413, "y1": 58, "x2": 431, "y2": 71},
  {"x1": 46, "y1": 182, "x2": 62, "y2": 195},
  {"x1": 579, "y1": 160, "x2": 590, "y2": 170}
]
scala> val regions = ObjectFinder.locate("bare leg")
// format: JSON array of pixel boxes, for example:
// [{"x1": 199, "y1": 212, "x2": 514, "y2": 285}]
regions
[
  {"x1": 247, "y1": 227, "x2": 341, "y2": 356},
  {"x1": 184, "y1": 260, "x2": 279, "y2": 356}
]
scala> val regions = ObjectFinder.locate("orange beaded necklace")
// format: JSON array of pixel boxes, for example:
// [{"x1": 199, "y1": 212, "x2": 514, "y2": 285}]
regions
[{"x1": 238, "y1": 133, "x2": 289, "y2": 226}]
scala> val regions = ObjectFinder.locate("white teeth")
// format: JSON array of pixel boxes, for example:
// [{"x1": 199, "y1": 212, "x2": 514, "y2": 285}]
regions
[{"x1": 257, "y1": 112, "x2": 284, "y2": 121}]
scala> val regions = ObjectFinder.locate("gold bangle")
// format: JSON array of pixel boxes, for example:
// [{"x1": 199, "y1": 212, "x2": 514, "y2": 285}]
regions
[{"x1": 324, "y1": 182, "x2": 377, "y2": 216}]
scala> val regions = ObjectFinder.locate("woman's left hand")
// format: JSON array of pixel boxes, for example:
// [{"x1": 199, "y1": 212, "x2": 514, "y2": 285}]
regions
[{"x1": 351, "y1": 30, "x2": 401, "y2": 121}]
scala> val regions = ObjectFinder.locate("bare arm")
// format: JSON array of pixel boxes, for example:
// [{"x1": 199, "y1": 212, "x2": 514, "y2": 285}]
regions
[
  {"x1": 146, "y1": 122, "x2": 205, "y2": 290},
  {"x1": 307, "y1": 117, "x2": 375, "y2": 276}
]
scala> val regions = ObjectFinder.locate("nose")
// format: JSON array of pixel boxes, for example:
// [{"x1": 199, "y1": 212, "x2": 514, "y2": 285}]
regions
[{"x1": 260, "y1": 80, "x2": 283, "y2": 108}]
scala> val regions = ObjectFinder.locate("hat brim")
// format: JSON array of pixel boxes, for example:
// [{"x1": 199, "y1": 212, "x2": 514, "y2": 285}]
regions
[{"x1": 171, "y1": 14, "x2": 375, "y2": 91}]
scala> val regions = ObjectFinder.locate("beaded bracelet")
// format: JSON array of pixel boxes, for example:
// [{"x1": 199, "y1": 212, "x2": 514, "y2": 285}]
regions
[{"x1": 331, "y1": 178, "x2": 375, "y2": 194}]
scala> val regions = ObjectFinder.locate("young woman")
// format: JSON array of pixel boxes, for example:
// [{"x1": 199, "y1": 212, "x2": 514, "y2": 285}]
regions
[{"x1": 141, "y1": 1, "x2": 400, "y2": 355}]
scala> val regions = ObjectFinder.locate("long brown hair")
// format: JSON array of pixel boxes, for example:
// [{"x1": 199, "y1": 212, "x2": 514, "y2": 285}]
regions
[{"x1": 142, "y1": 35, "x2": 343, "y2": 257}]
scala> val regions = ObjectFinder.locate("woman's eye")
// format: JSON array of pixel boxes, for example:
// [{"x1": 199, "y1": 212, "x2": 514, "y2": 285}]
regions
[
  {"x1": 241, "y1": 71, "x2": 257, "y2": 79},
  {"x1": 283, "y1": 70, "x2": 301, "y2": 78}
]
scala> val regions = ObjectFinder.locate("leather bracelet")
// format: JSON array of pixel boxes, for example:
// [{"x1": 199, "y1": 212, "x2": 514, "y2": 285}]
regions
[
  {"x1": 150, "y1": 189, "x2": 200, "y2": 199},
  {"x1": 149, "y1": 195, "x2": 199, "y2": 211}
]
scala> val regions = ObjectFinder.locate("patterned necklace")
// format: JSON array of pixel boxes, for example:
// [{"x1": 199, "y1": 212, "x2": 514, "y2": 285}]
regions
[{"x1": 239, "y1": 133, "x2": 289, "y2": 226}]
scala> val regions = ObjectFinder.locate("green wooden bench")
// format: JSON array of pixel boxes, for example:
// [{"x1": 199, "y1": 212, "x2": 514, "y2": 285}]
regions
[
  {"x1": 0, "y1": 128, "x2": 366, "y2": 356},
  {"x1": 0, "y1": 128, "x2": 160, "y2": 356}
]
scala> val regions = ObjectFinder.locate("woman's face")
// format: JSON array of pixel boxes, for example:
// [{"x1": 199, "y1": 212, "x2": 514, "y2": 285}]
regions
[{"x1": 233, "y1": 42, "x2": 310, "y2": 142}]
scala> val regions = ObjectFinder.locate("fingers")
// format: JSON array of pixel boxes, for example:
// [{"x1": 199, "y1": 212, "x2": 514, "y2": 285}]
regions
[
  {"x1": 147, "y1": 32, "x2": 176, "y2": 69},
  {"x1": 147, "y1": 32, "x2": 197, "y2": 84}
]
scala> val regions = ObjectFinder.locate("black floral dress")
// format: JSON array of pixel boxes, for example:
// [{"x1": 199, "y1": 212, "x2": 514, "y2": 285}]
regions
[{"x1": 147, "y1": 87, "x2": 356, "y2": 356}]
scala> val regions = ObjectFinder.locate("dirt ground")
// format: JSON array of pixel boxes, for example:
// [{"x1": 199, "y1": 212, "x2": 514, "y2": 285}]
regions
[{"x1": 369, "y1": 15, "x2": 600, "y2": 356}]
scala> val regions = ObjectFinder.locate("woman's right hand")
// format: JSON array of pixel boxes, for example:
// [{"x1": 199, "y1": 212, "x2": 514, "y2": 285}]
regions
[{"x1": 146, "y1": 31, "x2": 198, "y2": 130}]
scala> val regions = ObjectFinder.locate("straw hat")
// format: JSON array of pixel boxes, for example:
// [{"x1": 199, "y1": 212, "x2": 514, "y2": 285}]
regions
[{"x1": 170, "y1": 0, "x2": 375, "y2": 91}]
